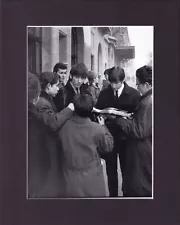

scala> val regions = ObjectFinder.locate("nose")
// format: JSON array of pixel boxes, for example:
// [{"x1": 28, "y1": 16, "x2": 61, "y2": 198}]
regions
[
  {"x1": 77, "y1": 77, "x2": 82, "y2": 82},
  {"x1": 111, "y1": 84, "x2": 116, "y2": 89}
]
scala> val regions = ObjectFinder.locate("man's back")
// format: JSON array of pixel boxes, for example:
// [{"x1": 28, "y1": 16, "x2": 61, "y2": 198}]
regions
[
  {"x1": 59, "y1": 115, "x2": 113, "y2": 169},
  {"x1": 57, "y1": 115, "x2": 113, "y2": 197}
]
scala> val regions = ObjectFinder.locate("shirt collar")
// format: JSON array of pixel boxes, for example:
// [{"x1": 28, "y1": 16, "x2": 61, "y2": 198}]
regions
[
  {"x1": 114, "y1": 82, "x2": 124, "y2": 97},
  {"x1": 70, "y1": 81, "x2": 80, "y2": 94}
]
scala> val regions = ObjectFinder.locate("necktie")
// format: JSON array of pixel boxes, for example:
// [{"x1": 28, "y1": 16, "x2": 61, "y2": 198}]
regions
[
  {"x1": 115, "y1": 90, "x2": 118, "y2": 98},
  {"x1": 76, "y1": 88, "x2": 80, "y2": 94}
]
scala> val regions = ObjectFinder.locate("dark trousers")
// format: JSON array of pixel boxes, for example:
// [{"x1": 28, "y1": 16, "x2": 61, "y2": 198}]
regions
[{"x1": 105, "y1": 147, "x2": 126, "y2": 197}]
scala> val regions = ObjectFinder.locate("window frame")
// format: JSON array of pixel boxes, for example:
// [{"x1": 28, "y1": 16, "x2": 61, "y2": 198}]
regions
[{"x1": 28, "y1": 28, "x2": 42, "y2": 76}]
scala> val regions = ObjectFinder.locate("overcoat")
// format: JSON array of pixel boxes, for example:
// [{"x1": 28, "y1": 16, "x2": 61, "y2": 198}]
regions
[
  {"x1": 28, "y1": 91, "x2": 73, "y2": 198},
  {"x1": 58, "y1": 115, "x2": 114, "y2": 197},
  {"x1": 114, "y1": 89, "x2": 152, "y2": 197},
  {"x1": 87, "y1": 83, "x2": 100, "y2": 104}
]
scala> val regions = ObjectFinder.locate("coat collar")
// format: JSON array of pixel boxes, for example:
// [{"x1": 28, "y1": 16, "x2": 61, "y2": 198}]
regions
[
  {"x1": 28, "y1": 103, "x2": 36, "y2": 118},
  {"x1": 40, "y1": 90, "x2": 50, "y2": 99},
  {"x1": 89, "y1": 83, "x2": 100, "y2": 90},
  {"x1": 65, "y1": 80, "x2": 76, "y2": 94},
  {"x1": 121, "y1": 82, "x2": 132, "y2": 95},
  {"x1": 70, "y1": 115, "x2": 91, "y2": 124},
  {"x1": 40, "y1": 91, "x2": 57, "y2": 112},
  {"x1": 141, "y1": 88, "x2": 152, "y2": 100},
  {"x1": 65, "y1": 79, "x2": 87, "y2": 94},
  {"x1": 108, "y1": 82, "x2": 131, "y2": 95},
  {"x1": 58, "y1": 82, "x2": 64, "y2": 88}
]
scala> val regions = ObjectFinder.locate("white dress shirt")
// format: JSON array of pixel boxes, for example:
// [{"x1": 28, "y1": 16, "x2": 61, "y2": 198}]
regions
[{"x1": 114, "y1": 83, "x2": 124, "y2": 98}]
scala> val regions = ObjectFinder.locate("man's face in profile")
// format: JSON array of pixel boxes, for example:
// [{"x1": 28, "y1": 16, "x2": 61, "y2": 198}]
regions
[{"x1": 104, "y1": 73, "x2": 108, "y2": 80}]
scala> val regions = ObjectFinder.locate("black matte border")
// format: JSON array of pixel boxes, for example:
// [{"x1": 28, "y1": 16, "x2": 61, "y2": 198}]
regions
[{"x1": 1, "y1": 0, "x2": 180, "y2": 225}]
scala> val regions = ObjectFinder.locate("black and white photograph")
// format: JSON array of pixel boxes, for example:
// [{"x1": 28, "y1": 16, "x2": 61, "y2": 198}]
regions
[{"x1": 27, "y1": 26, "x2": 153, "y2": 199}]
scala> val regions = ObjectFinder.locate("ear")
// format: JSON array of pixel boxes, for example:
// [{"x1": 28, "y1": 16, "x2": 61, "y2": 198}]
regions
[
  {"x1": 145, "y1": 82, "x2": 151, "y2": 88},
  {"x1": 46, "y1": 83, "x2": 51, "y2": 90},
  {"x1": 69, "y1": 74, "x2": 72, "y2": 79}
]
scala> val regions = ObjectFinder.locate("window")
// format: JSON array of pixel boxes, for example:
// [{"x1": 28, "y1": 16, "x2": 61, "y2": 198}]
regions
[
  {"x1": 59, "y1": 31, "x2": 67, "y2": 63},
  {"x1": 108, "y1": 47, "x2": 110, "y2": 67},
  {"x1": 91, "y1": 54, "x2": 94, "y2": 71},
  {"x1": 91, "y1": 31, "x2": 94, "y2": 48},
  {"x1": 71, "y1": 27, "x2": 78, "y2": 67},
  {"x1": 28, "y1": 27, "x2": 42, "y2": 75}
]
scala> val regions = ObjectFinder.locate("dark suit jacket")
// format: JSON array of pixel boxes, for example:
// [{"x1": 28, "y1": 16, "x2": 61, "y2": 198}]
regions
[
  {"x1": 96, "y1": 82, "x2": 141, "y2": 151},
  {"x1": 53, "y1": 80, "x2": 91, "y2": 112},
  {"x1": 96, "y1": 82, "x2": 140, "y2": 113}
]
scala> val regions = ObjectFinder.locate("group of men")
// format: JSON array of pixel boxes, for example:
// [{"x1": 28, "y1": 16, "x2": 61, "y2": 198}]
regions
[{"x1": 28, "y1": 61, "x2": 152, "y2": 198}]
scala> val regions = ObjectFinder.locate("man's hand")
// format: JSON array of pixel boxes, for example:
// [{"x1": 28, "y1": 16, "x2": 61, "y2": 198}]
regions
[{"x1": 97, "y1": 116, "x2": 105, "y2": 125}]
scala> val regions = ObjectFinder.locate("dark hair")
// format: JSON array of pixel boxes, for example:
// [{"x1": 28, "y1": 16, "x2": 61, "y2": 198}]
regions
[
  {"x1": 53, "y1": 62, "x2": 67, "y2": 73},
  {"x1": 108, "y1": 66, "x2": 125, "y2": 83},
  {"x1": 136, "y1": 65, "x2": 152, "y2": 85},
  {"x1": 28, "y1": 72, "x2": 41, "y2": 103},
  {"x1": 104, "y1": 66, "x2": 115, "y2": 76},
  {"x1": 70, "y1": 63, "x2": 88, "y2": 79},
  {"x1": 74, "y1": 94, "x2": 94, "y2": 117},
  {"x1": 40, "y1": 72, "x2": 59, "y2": 90},
  {"x1": 104, "y1": 68, "x2": 110, "y2": 75}
]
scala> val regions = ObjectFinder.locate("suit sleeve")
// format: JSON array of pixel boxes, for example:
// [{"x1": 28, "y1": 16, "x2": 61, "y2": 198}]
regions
[
  {"x1": 131, "y1": 90, "x2": 141, "y2": 112},
  {"x1": 95, "y1": 90, "x2": 107, "y2": 109},
  {"x1": 36, "y1": 99, "x2": 73, "y2": 132},
  {"x1": 114, "y1": 101, "x2": 152, "y2": 139},
  {"x1": 96, "y1": 125, "x2": 114, "y2": 154}
]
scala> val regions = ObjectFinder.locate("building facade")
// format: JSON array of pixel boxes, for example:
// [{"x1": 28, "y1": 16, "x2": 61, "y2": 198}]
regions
[{"x1": 28, "y1": 26, "x2": 135, "y2": 87}]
